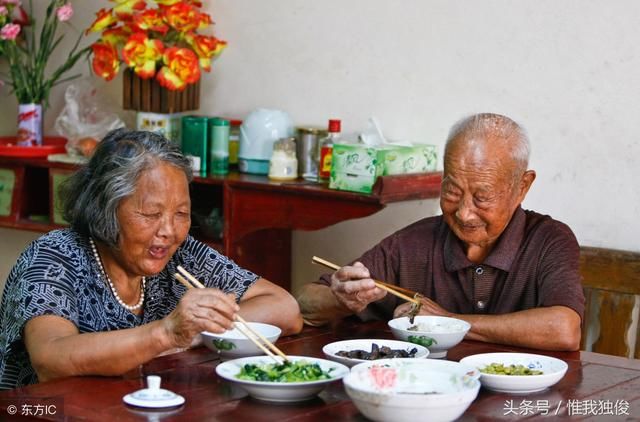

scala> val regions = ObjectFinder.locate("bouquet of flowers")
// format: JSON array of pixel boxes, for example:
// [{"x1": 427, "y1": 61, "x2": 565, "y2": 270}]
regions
[
  {"x1": 0, "y1": 0, "x2": 89, "y2": 105},
  {"x1": 87, "y1": 0, "x2": 226, "y2": 92}
]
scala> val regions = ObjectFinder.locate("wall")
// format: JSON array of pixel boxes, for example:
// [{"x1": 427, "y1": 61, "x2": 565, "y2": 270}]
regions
[{"x1": 1, "y1": 1, "x2": 639, "y2": 295}]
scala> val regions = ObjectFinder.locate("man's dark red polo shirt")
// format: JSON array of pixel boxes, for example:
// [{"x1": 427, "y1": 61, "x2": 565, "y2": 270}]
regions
[{"x1": 318, "y1": 206, "x2": 585, "y2": 321}]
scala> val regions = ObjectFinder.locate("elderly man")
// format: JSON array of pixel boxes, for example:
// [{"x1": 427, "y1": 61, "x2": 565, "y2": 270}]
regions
[{"x1": 297, "y1": 113, "x2": 584, "y2": 351}]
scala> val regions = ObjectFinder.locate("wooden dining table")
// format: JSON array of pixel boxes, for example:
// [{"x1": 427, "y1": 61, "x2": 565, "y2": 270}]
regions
[{"x1": 0, "y1": 319, "x2": 638, "y2": 421}]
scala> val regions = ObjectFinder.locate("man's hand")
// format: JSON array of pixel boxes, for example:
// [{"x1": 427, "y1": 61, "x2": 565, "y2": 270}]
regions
[
  {"x1": 330, "y1": 262, "x2": 386, "y2": 314},
  {"x1": 393, "y1": 296, "x2": 451, "y2": 319}
]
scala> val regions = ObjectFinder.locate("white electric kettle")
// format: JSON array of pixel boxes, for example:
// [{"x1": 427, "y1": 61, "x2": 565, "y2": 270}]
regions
[{"x1": 238, "y1": 108, "x2": 294, "y2": 174}]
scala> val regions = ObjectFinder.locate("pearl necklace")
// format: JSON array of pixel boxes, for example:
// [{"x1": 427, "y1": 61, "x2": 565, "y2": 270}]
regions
[{"x1": 89, "y1": 238, "x2": 145, "y2": 311}]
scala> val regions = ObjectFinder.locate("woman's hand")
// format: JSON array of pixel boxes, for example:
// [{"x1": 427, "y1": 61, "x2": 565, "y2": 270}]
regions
[
  {"x1": 163, "y1": 288, "x2": 240, "y2": 348},
  {"x1": 330, "y1": 262, "x2": 386, "y2": 314}
]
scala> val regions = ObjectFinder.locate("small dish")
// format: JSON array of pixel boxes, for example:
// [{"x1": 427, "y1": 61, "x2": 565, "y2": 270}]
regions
[
  {"x1": 388, "y1": 316, "x2": 470, "y2": 358},
  {"x1": 215, "y1": 355, "x2": 349, "y2": 403},
  {"x1": 201, "y1": 322, "x2": 281, "y2": 359},
  {"x1": 322, "y1": 339, "x2": 429, "y2": 367},
  {"x1": 459, "y1": 352, "x2": 568, "y2": 394}
]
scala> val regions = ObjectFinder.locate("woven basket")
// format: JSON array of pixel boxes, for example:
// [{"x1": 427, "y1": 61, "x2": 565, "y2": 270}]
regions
[{"x1": 122, "y1": 69, "x2": 200, "y2": 113}]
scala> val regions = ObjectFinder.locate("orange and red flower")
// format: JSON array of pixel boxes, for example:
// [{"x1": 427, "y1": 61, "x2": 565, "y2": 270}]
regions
[
  {"x1": 157, "y1": 47, "x2": 200, "y2": 90},
  {"x1": 122, "y1": 32, "x2": 164, "y2": 78},
  {"x1": 133, "y1": 8, "x2": 168, "y2": 34},
  {"x1": 163, "y1": 2, "x2": 199, "y2": 33},
  {"x1": 88, "y1": 0, "x2": 225, "y2": 90},
  {"x1": 101, "y1": 26, "x2": 131, "y2": 46},
  {"x1": 185, "y1": 33, "x2": 226, "y2": 71},
  {"x1": 91, "y1": 42, "x2": 120, "y2": 81},
  {"x1": 112, "y1": 0, "x2": 146, "y2": 19},
  {"x1": 86, "y1": 8, "x2": 117, "y2": 34}
]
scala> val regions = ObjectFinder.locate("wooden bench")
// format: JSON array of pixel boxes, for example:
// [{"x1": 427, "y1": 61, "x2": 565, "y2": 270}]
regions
[{"x1": 579, "y1": 246, "x2": 640, "y2": 358}]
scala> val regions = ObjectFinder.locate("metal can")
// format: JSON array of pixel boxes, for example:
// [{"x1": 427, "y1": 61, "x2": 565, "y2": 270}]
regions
[
  {"x1": 296, "y1": 127, "x2": 322, "y2": 180},
  {"x1": 181, "y1": 115, "x2": 209, "y2": 174}
]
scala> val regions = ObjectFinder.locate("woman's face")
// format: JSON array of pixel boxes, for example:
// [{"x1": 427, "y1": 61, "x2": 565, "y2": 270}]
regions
[{"x1": 114, "y1": 162, "x2": 191, "y2": 277}]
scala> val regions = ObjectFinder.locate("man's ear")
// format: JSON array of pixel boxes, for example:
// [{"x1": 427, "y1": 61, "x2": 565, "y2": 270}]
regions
[{"x1": 517, "y1": 170, "x2": 536, "y2": 200}]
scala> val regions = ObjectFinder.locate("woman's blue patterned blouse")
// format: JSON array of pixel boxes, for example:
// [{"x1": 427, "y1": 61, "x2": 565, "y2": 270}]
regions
[{"x1": 0, "y1": 229, "x2": 258, "y2": 389}]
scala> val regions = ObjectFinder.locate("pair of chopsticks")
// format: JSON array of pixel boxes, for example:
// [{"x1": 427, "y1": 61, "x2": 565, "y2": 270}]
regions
[
  {"x1": 311, "y1": 256, "x2": 422, "y2": 306},
  {"x1": 174, "y1": 265, "x2": 289, "y2": 364}
]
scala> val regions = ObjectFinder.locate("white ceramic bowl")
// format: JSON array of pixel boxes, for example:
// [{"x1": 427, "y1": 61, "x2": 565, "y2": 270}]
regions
[
  {"x1": 388, "y1": 316, "x2": 471, "y2": 358},
  {"x1": 201, "y1": 322, "x2": 281, "y2": 359},
  {"x1": 322, "y1": 339, "x2": 429, "y2": 367},
  {"x1": 459, "y1": 352, "x2": 568, "y2": 394},
  {"x1": 215, "y1": 355, "x2": 349, "y2": 403},
  {"x1": 344, "y1": 359, "x2": 481, "y2": 422}
]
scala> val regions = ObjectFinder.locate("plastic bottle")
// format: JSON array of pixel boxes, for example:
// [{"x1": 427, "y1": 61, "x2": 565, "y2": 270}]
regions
[
  {"x1": 228, "y1": 119, "x2": 242, "y2": 168},
  {"x1": 208, "y1": 117, "x2": 230, "y2": 175},
  {"x1": 269, "y1": 137, "x2": 298, "y2": 181},
  {"x1": 318, "y1": 119, "x2": 341, "y2": 181}
]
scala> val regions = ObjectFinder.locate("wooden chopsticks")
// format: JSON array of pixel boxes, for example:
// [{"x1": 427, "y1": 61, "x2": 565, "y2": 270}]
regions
[
  {"x1": 174, "y1": 265, "x2": 289, "y2": 364},
  {"x1": 311, "y1": 256, "x2": 421, "y2": 306}
]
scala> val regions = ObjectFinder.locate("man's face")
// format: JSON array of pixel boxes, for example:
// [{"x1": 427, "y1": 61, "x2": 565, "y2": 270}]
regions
[{"x1": 440, "y1": 136, "x2": 530, "y2": 251}]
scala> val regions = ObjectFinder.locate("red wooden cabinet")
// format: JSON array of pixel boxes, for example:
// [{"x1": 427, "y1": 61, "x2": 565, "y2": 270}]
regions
[{"x1": 0, "y1": 157, "x2": 442, "y2": 291}]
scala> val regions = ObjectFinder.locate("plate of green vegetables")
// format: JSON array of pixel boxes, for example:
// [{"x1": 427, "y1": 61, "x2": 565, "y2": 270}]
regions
[
  {"x1": 459, "y1": 353, "x2": 568, "y2": 394},
  {"x1": 215, "y1": 356, "x2": 350, "y2": 402}
]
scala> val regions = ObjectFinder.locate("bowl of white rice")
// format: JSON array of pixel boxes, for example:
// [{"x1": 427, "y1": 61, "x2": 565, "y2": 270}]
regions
[{"x1": 388, "y1": 316, "x2": 470, "y2": 358}]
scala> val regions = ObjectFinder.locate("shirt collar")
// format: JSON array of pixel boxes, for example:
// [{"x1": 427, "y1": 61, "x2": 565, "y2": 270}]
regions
[{"x1": 444, "y1": 206, "x2": 526, "y2": 272}]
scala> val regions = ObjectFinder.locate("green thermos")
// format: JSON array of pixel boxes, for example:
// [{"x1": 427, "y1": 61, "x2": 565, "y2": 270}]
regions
[{"x1": 181, "y1": 115, "x2": 209, "y2": 174}]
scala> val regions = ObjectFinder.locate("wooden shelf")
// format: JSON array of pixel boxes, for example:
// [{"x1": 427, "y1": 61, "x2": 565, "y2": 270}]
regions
[{"x1": 0, "y1": 158, "x2": 442, "y2": 290}]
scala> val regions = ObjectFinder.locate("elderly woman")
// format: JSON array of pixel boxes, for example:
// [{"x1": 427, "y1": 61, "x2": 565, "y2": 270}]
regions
[{"x1": 0, "y1": 129, "x2": 303, "y2": 390}]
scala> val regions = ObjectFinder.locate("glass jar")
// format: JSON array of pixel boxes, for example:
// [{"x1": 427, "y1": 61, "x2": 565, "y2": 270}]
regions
[{"x1": 269, "y1": 137, "x2": 298, "y2": 181}]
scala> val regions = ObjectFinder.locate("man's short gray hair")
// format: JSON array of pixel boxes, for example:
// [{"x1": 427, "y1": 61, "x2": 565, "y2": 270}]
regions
[
  {"x1": 445, "y1": 113, "x2": 531, "y2": 175},
  {"x1": 60, "y1": 128, "x2": 193, "y2": 248}
]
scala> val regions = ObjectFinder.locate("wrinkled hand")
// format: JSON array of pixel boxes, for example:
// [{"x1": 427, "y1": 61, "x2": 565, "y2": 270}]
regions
[
  {"x1": 393, "y1": 296, "x2": 451, "y2": 319},
  {"x1": 163, "y1": 288, "x2": 239, "y2": 348},
  {"x1": 330, "y1": 262, "x2": 386, "y2": 314}
]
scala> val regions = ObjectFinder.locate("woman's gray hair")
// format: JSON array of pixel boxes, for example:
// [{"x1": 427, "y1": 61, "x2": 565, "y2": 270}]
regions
[
  {"x1": 60, "y1": 128, "x2": 193, "y2": 248},
  {"x1": 445, "y1": 113, "x2": 531, "y2": 177}
]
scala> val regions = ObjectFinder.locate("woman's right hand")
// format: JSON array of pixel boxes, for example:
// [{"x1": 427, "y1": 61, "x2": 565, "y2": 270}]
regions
[
  {"x1": 330, "y1": 262, "x2": 386, "y2": 314},
  {"x1": 163, "y1": 288, "x2": 239, "y2": 348}
]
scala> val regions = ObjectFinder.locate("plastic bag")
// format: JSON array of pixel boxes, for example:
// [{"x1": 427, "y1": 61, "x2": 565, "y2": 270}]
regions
[{"x1": 54, "y1": 79, "x2": 125, "y2": 157}]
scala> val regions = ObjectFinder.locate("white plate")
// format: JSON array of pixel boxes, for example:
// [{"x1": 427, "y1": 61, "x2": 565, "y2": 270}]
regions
[
  {"x1": 459, "y1": 352, "x2": 568, "y2": 394},
  {"x1": 388, "y1": 316, "x2": 470, "y2": 358},
  {"x1": 215, "y1": 355, "x2": 349, "y2": 403},
  {"x1": 322, "y1": 339, "x2": 429, "y2": 367}
]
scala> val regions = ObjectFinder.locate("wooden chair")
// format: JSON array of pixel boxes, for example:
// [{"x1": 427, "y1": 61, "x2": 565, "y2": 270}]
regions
[{"x1": 579, "y1": 246, "x2": 640, "y2": 358}]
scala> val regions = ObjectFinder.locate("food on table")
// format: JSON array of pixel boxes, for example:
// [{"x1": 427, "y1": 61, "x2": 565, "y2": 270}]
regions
[
  {"x1": 479, "y1": 362, "x2": 543, "y2": 375},
  {"x1": 408, "y1": 320, "x2": 466, "y2": 333},
  {"x1": 213, "y1": 339, "x2": 235, "y2": 350},
  {"x1": 335, "y1": 343, "x2": 418, "y2": 360},
  {"x1": 408, "y1": 335, "x2": 437, "y2": 347},
  {"x1": 236, "y1": 360, "x2": 335, "y2": 382}
]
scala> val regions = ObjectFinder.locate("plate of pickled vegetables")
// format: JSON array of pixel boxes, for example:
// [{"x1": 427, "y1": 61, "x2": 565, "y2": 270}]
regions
[
  {"x1": 215, "y1": 356, "x2": 349, "y2": 402},
  {"x1": 459, "y1": 353, "x2": 568, "y2": 394}
]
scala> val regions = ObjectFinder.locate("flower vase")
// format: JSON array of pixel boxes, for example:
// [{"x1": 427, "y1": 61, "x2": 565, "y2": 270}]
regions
[
  {"x1": 17, "y1": 104, "x2": 43, "y2": 147},
  {"x1": 122, "y1": 69, "x2": 200, "y2": 114}
]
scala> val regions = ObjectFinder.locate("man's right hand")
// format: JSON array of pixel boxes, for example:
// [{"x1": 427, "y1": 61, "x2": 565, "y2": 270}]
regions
[{"x1": 329, "y1": 262, "x2": 387, "y2": 313}]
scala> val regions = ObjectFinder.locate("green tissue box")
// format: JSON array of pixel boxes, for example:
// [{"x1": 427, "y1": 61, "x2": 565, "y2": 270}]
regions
[{"x1": 329, "y1": 143, "x2": 437, "y2": 194}]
